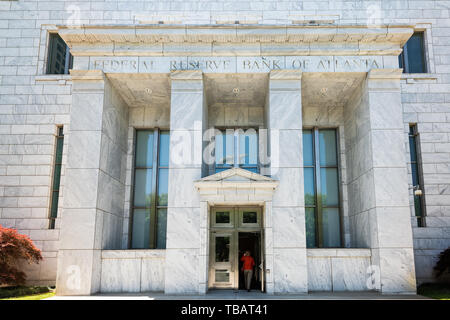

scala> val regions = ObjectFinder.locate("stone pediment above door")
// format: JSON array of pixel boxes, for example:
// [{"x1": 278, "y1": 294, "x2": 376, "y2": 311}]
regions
[{"x1": 194, "y1": 168, "x2": 279, "y2": 204}]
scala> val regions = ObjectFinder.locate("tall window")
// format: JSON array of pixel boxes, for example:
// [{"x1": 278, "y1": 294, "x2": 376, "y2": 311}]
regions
[
  {"x1": 215, "y1": 128, "x2": 258, "y2": 173},
  {"x1": 409, "y1": 125, "x2": 426, "y2": 227},
  {"x1": 399, "y1": 32, "x2": 427, "y2": 73},
  {"x1": 49, "y1": 126, "x2": 64, "y2": 229},
  {"x1": 303, "y1": 128, "x2": 341, "y2": 248},
  {"x1": 131, "y1": 129, "x2": 169, "y2": 249},
  {"x1": 46, "y1": 33, "x2": 73, "y2": 75}
]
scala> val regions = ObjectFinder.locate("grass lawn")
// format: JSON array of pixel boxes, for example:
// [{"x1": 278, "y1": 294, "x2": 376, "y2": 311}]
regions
[
  {"x1": 417, "y1": 283, "x2": 450, "y2": 300},
  {"x1": 2, "y1": 291, "x2": 55, "y2": 300},
  {"x1": 0, "y1": 286, "x2": 55, "y2": 300}
]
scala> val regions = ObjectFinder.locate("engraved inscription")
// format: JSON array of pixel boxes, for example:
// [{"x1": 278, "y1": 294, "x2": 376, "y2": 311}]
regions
[{"x1": 88, "y1": 56, "x2": 384, "y2": 73}]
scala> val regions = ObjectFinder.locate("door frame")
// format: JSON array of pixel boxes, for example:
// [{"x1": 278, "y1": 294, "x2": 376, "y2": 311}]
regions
[{"x1": 208, "y1": 206, "x2": 265, "y2": 291}]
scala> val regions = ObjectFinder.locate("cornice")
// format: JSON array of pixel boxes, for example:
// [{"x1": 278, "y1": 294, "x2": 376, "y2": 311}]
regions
[{"x1": 58, "y1": 24, "x2": 414, "y2": 57}]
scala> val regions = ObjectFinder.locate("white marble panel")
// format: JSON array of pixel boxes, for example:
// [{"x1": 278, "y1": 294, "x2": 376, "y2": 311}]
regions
[
  {"x1": 166, "y1": 207, "x2": 201, "y2": 249},
  {"x1": 307, "y1": 257, "x2": 332, "y2": 291},
  {"x1": 371, "y1": 129, "x2": 406, "y2": 168},
  {"x1": 56, "y1": 249, "x2": 101, "y2": 295},
  {"x1": 331, "y1": 257, "x2": 371, "y2": 291},
  {"x1": 277, "y1": 129, "x2": 302, "y2": 168},
  {"x1": 373, "y1": 167, "x2": 410, "y2": 207},
  {"x1": 170, "y1": 92, "x2": 203, "y2": 130},
  {"x1": 273, "y1": 248, "x2": 308, "y2": 293},
  {"x1": 169, "y1": 130, "x2": 202, "y2": 168},
  {"x1": 70, "y1": 93, "x2": 104, "y2": 131},
  {"x1": 58, "y1": 209, "x2": 97, "y2": 250},
  {"x1": 67, "y1": 131, "x2": 102, "y2": 169},
  {"x1": 368, "y1": 92, "x2": 403, "y2": 130},
  {"x1": 64, "y1": 169, "x2": 99, "y2": 209},
  {"x1": 352, "y1": 211, "x2": 372, "y2": 248},
  {"x1": 141, "y1": 258, "x2": 165, "y2": 292},
  {"x1": 271, "y1": 168, "x2": 304, "y2": 207},
  {"x1": 268, "y1": 92, "x2": 302, "y2": 129},
  {"x1": 376, "y1": 248, "x2": 416, "y2": 293},
  {"x1": 375, "y1": 207, "x2": 414, "y2": 248},
  {"x1": 100, "y1": 258, "x2": 141, "y2": 293},
  {"x1": 168, "y1": 168, "x2": 201, "y2": 207},
  {"x1": 164, "y1": 249, "x2": 200, "y2": 294},
  {"x1": 272, "y1": 207, "x2": 306, "y2": 248},
  {"x1": 98, "y1": 171, "x2": 125, "y2": 216}
]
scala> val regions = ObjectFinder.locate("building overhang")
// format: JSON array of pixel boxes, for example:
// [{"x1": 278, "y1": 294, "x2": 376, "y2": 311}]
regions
[{"x1": 58, "y1": 24, "x2": 414, "y2": 56}]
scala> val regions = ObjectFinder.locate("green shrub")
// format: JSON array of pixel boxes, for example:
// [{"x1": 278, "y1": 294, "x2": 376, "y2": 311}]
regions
[
  {"x1": 0, "y1": 286, "x2": 50, "y2": 299},
  {"x1": 434, "y1": 247, "x2": 450, "y2": 281}
]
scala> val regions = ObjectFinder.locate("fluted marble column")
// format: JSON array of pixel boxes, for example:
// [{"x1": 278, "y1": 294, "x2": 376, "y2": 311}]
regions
[
  {"x1": 345, "y1": 69, "x2": 416, "y2": 294},
  {"x1": 164, "y1": 70, "x2": 206, "y2": 294},
  {"x1": 267, "y1": 70, "x2": 308, "y2": 293}
]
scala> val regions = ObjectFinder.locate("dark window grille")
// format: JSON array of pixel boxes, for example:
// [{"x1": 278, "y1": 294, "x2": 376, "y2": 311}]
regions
[
  {"x1": 46, "y1": 33, "x2": 73, "y2": 75},
  {"x1": 49, "y1": 126, "x2": 64, "y2": 229},
  {"x1": 130, "y1": 129, "x2": 169, "y2": 249},
  {"x1": 409, "y1": 124, "x2": 426, "y2": 227},
  {"x1": 399, "y1": 32, "x2": 427, "y2": 73}
]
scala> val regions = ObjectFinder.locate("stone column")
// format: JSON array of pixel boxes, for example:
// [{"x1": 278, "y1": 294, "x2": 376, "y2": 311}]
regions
[
  {"x1": 345, "y1": 69, "x2": 416, "y2": 294},
  {"x1": 367, "y1": 69, "x2": 416, "y2": 293},
  {"x1": 56, "y1": 70, "x2": 129, "y2": 295},
  {"x1": 267, "y1": 70, "x2": 308, "y2": 293},
  {"x1": 164, "y1": 70, "x2": 206, "y2": 294}
]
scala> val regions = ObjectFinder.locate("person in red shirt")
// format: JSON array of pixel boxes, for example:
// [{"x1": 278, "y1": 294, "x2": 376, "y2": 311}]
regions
[{"x1": 241, "y1": 250, "x2": 255, "y2": 292}]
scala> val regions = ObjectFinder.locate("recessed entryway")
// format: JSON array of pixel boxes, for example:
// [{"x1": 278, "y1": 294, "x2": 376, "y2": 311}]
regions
[{"x1": 208, "y1": 206, "x2": 264, "y2": 292}]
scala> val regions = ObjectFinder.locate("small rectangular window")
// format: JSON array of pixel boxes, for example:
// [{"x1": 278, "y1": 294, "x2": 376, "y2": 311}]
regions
[
  {"x1": 303, "y1": 128, "x2": 342, "y2": 248},
  {"x1": 49, "y1": 126, "x2": 64, "y2": 229},
  {"x1": 131, "y1": 129, "x2": 169, "y2": 249},
  {"x1": 399, "y1": 32, "x2": 427, "y2": 73},
  {"x1": 215, "y1": 128, "x2": 259, "y2": 173},
  {"x1": 409, "y1": 124, "x2": 426, "y2": 227},
  {"x1": 46, "y1": 33, "x2": 73, "y2": 75}
]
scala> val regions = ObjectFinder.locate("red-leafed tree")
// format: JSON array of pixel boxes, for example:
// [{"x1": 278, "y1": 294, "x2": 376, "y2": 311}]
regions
[{"x1": 0, "y1": 225, "x2": 43, "y2": 286}]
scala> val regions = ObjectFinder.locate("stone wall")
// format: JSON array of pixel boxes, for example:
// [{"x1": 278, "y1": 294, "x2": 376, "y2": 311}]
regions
[
  {"x1": 100, "y1": 250, "x2": 165, "y2": 293},
  {"x1": 307, "y1": 249, "x2": 371, "y2": 291}
]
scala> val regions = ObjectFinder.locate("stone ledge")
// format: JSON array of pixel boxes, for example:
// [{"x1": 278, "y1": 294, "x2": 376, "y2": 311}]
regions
[
  {"x1": 307, "y1": 248, "x2": 372, "y2": 257},
  {"x1": 34, "y1": 74, "x2": 72, "y2": 85},
  {"x1": 401, "y1": 73, "x2": 438, "y2": 84},
  {"x1": 102, "y1": 249, "x2": 166, "y2": 259},
  {"x1": 59, "y1": 24, "x2": 413, "y2": 57}
]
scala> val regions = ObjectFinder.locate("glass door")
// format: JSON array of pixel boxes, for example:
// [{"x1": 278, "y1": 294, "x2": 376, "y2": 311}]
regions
[
  {"x1": 208, "y1": 206, "x2": 264, "y2": 291},
  {"x1": 209, "y1": 232, "x2": 235, "y2": 289}
]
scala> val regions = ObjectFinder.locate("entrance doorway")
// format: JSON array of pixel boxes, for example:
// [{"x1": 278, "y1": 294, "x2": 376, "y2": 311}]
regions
[
  {"x1": 238, "y1": 232, "x2": 261, "y2": 290},
  {"x1": 208, "y1": 206, "x2": 264, "y2": 292}
]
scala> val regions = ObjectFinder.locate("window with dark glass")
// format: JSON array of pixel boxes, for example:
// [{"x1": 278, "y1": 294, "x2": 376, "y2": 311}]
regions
[
  {"x1": 46, "y1": 33, "x2": 73, "y2": 75},
  {"x1": 399, "y1": 32, "x2": 427, "y2": 73},
  {"x1": 303, "y1": 128, "x2": 341, "y2": 248},
  {"x1": 215, "y1": 128, "x2": 258, "y2": 173},
  {"x1": 49, "y1": 126, "x2": 64, "y2": 229},
  {"x1": 409, "y1": 124, "x2": 426, "y2": 227},
  {"x1": 131, "y1": 129, "x2": 169, "y2": 249}
]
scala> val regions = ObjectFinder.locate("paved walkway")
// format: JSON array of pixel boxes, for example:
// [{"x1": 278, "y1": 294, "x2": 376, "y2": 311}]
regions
[{"x1": 46, "y1": 290, "x2": 430, "y2": 300}]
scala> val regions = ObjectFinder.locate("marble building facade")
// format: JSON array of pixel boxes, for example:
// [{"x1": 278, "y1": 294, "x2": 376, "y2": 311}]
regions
[{"x1": 0, "y1": 1, "x2": 449, "y2": 295}]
